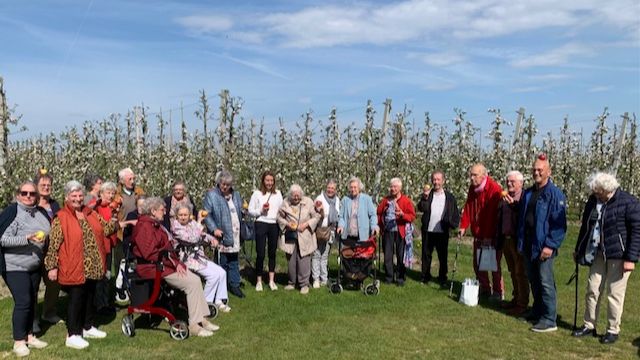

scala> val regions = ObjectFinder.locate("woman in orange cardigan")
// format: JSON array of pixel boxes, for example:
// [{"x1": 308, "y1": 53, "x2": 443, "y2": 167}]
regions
[{"x1": 44, "y1": 181, "x2": 116, "y2": 350}]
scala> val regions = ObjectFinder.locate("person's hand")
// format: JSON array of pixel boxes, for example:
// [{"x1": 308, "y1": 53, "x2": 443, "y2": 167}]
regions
[
  {"x1": 458, "y1": 228, "x2": 465, "y2": 237},
  {"x1": 48, "y1": 269, "x2": 58, "y2": 281},
  {"x1": 176, "y1": 263, "x2": 187, "y2": 277},
  {"x1": 336, "y1": 227, "x2": 343, "y2": 235},
  {"x1": 298, "y1": 222, "x2": 308, "y2": 232},
  {"x1": 394, "y1": 207, "x2": 403, "y2": 218},
  {"x1": 210, "y1": 238, "x2": 219, "y2": 248},
  {"x1": 213, "y1": 229, "x2": 223, "y2": 238},
  {"x1": 288, "y1": 222, "x2": 298, "y2": 231},
  {"x1": 623, "y1": 261, "x2": 635, "y2": 272},
  {"x1": 372, "y1": 228, "x2": 380, "y2": 237},
  {"x1": 540, "y1": 247, "x2": 553, "y2": 261},
  {"x1": 28, "y1": 231, "x2": 46, "y2": 243},
  {"x1": 504, "y1": 193, "x2": 514, "y2": 204}
]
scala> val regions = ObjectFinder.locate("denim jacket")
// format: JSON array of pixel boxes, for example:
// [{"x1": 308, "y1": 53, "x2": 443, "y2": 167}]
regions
[
  {"x1": 517, "y1": 180, "x2": 567, "y2": 261},
  {"x1": 338, "y1": 193, "x2": 378, "y2": 242},
  {"x1": 202, "y1": 187, "x2": 244, "y2": 247}
]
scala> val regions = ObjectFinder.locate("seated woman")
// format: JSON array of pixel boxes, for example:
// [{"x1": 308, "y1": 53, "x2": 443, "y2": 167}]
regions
[
  {"x1": 170, "y1": 204, "x2": 230, "y2": 312},
  {"x1": 131, "y1": 197, "x2": 219, "y2": 337}
]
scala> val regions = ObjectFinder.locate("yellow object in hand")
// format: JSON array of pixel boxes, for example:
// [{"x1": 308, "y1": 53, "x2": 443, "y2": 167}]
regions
[{"x1": 35, "y1": 231, "x2": 46, "y2": 241}]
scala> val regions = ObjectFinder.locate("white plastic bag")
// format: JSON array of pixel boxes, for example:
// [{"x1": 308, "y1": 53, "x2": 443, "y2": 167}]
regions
[
  {"x1": 477, "y1": 246, "x2": 498, "y2": 272},
  {"x1": 459, "y1": 278, "x2": 479, "y2": 306}
]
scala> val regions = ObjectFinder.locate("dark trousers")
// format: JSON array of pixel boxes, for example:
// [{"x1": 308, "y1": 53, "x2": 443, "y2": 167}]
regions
[
  {"x1": 219, "y1": 252, "x2": 241, "y2": 288},
  {"x1": 95, "y1": 252, "x2": 112, "y2": 309},
  {"x1": 254, "y1": 222, "x2": 279, "y2": 277},
  {"x1": 383, "y1": 231, "x2": 405, "y2": 281},
  {"x1": 421, "y1": 231, "x2": 449, "y2": 282},
  {"x1": 3, "y1": 271, "x2": 41, "y2": 340},
  {"x1": 63, "y1": 281, "x2": 97, "y2": 336}
]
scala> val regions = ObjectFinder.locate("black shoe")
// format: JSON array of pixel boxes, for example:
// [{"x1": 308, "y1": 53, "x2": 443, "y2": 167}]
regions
[
  {"x1": 230, "y1": 286, "x2": 245, "y2": 298},
  {"x1": 437, "y1": 277, "x2": 448, "y2": 286},
  {"x1": 421, "y1": 275, "x2": 432, "y2": 284},
  {"x1": 397, "y1": 279, "x2": 405, "y2": 287},
  {"x1": 384, "y1": 278, "x2": 393, "y2": 285},
  {"x1": 572, "y1": 326, "x2": 596, "y2": 338},
  {"x1": 600, "y1": 332, "x2": 618, "y2": 344}
]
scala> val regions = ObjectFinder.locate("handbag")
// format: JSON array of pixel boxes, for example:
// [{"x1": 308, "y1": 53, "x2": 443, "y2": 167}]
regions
[
  {"x1": 315, "y1": 226, "x2": 332, "y2": 244},
  {"x1": 459, "y1": 278, "x2": 479, "y2": 306},
  {"x1": 284, "y1": 204, "x2": 302, "y2": 244},
  {"x1": 241, "y1": 220, "x2": 254, "y2": 242},
  {"x1": 477, "y1": 246, "x2": 498, "y2": 272}
]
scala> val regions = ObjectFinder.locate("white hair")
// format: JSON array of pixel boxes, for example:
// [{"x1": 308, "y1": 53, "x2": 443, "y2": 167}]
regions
[
  {"x1": 506, "y1": 170, "x2": 524, "y2": 183},
  {"x1": 287, "y1": 184, "x2": 304, "y2": 199},
  {"x1": 118, "y1": 167, "x2": 134, "y2": 182},
  {"x1": 389, "y1": 177, "x2": 402, "y2": 187},
  {"x1": 588, "y1": 172, "x2": 620, "y2": 194},
  {"x1": 216, "y1": 170, "x2": 234, "y2": 186},
  {"x1": 99, "y1": 181, "x2": 117, "y2": 193},
  {"x1": 140, "y1": 197, "x2": 165, "y2": 215},
  {"x1": 347, "y1": 176, "x2": 365, "y2": 191},
  {"x1": 64, "y1": 180, "x2": 84, "y2": 197}
]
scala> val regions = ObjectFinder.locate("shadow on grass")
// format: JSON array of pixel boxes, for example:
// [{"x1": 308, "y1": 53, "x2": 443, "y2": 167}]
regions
[{"x1": 632, "y1": 337, "x2": 640, "y2": 357}]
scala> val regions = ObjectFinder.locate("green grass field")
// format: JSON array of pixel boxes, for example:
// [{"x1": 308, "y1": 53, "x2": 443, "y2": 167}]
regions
[{"x1": 1, "y1": 224, "x2": 638, "y2": 359}]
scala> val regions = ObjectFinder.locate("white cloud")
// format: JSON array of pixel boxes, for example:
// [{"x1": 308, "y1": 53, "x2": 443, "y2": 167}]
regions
[
  {"x1": 512, "y1": 86, "x2": 546, "y2": 93},
  {"x1": 221, "y1": 54, "x2": 290, "y2": 80},
  {"x1": 175, "y1": 15, "x2": 233, "y2": 34},
  {"x1": 419, "y1": 52, "x2": 466, "y2": 67},
  {"x1": 509, "y1": 43, "x2": 594, "y2": 68},
  {"x1": 527, "y1": 73, "x2": 570, "y2": 81},
  {"x1": 588, "y1": 85, "x2": 613, "y2": 93}
]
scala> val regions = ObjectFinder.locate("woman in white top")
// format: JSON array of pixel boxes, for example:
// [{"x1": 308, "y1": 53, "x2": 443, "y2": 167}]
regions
[{"x1": 248, "y1": 171, "x2": 283, "y2": 292}]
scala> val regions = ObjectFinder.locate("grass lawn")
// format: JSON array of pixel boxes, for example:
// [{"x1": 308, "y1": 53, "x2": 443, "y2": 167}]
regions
[{"x1": 1, "y1": 224, "x2": 638, "y2": 359}]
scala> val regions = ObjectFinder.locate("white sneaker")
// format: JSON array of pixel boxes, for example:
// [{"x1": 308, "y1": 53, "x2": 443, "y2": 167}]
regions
[
  {"x1": 201, "y1": 320, "x2": 220, "y2": 332},
  {"x1": 255, "y1": 282, "x2": 263, "y2": 292},
  {"x1": 83, "y1": 326, "x2": 107, "y2": 339},
  {"x1": 312, "y1": 280, "x2": 320, "y2": 289},
  {"x1": 66, "y1": 335, "x2": 89, "y2": 349},
  {"x1": 284, "y1": 284, "x2": 295, "y2": 291},
  {"x1": 320, "y1": 281, "x2": 327, "y2": 287},
  {"x1": 13, "y1": 343, "x2": 30, "y2": 357},
  {"x1": 27, "y1": 336, "x2": 48, "y2": 349},
  {"x1": 217, "y1": 303, "x2": 231, "y2": 313},
  {"x1": 300, "y1": 286, "x2": 309, "y2": 295},
  {"x1": 268, "y1": 282, "x2": 278, "y2": 291}
]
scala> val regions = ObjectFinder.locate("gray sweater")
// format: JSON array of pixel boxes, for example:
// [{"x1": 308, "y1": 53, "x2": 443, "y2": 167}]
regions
[{"x1": 0, "y1": 203, "x2": 50, "y2": 272}]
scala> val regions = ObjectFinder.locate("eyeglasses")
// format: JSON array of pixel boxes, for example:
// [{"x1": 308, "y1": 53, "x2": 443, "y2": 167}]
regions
[{"x1": 20, "y1": 191, "x2": 37, "y2": 197}]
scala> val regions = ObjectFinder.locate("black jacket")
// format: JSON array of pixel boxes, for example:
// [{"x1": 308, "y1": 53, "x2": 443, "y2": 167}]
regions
[
  {"x1": 495, "y1": 197, "x2": 521, "y2": 251},
  {"x1": 163, "y1": 195, "x2": 197, "y2": 230},
  {"x1": 416, "y1": 190, "x2": 460, "y2": 235},
  {"x1": 575, "y1": 189, "x2": 640, "y2": 264}
]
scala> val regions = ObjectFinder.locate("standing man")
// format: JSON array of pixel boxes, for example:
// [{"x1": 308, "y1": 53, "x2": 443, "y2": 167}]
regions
[
  {"x1": 459, "y1": 163, "x2": 504, "y2": 299},
  {"x1": 114, "y1": 168, "x2": 144, "y2": 290},
  {"x1": 377, "y1": 178, "x2": 416, "y2": 286},
  {"x1": 517, "y1": 154, "x2": 567, "y2": 333},
  {"x1": 417, "y1": 171, "x2": 459, "y2": 286},
  {"x1": 496, "y1": 171, "x2": 529, "y2": 316}
]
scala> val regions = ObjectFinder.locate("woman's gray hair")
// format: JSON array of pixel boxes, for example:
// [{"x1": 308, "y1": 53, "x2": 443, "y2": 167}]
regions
[
  {"x1": 216, "y1": 170, "x2": 234, "y2": 186},
  {"x1": 347, "y1": 176, "x2": 364, "y2": 191},
  {"x1": 588, "y1": 172, "x2": 620, "y2": 194},
  {"x1": 506, "y1": 170, "x2": 524, "y2": 183},
  {"x1": 389, "y1": 177, "x2": 402, "y2": 187},
  {"x1": 326, "y1": 178, "x2": 338, "y2": 187},
  {"x1": 64, "y1": 180, "x2": 85, "y2": 197},
  {"x1": 287, "y1": 184, "x2": 304, "y2": 199},
  {"x1": 99, "y1": 181, "x2": 117, "y2": 194},
  {"x1": 140, "y1": 197, "x2": 165, "y2": 215},
  {"x1": 118, "y1": 167, "x2": 134, "y2": 182},
  {"x1": 172, "y1": 202, "x2": 193, "y2": 215}
]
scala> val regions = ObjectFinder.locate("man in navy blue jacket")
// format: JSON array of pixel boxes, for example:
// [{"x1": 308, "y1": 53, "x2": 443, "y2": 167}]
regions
[{"x1": 517, "y1": 154, "x2": 567, "y2": 333}]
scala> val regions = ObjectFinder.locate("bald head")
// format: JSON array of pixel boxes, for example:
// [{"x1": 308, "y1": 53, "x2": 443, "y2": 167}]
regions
[{"x1": 469, "y1": 163, "x2": 487, "y2": 187}]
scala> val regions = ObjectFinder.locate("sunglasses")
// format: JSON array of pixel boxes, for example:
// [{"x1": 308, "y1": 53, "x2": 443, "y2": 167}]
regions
[{"x1": 20, "y1": 191, "x2": 37, "y2": 197}]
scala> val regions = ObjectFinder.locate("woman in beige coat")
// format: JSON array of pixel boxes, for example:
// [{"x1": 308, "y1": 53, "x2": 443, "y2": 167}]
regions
[{"x1": 278, "y1": 184, "x2": 320, "y2": 294}]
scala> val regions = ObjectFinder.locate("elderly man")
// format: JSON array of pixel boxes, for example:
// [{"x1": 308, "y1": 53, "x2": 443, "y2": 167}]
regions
[
  {"x1": 496, "y1": 171, "x2": 529, "y2": 315},
  {"x1": 417, "y1": 171, "x2": 459, "y2": 285},
  {"x1": 114, "y1": 168, "x2": 144, "y2": 293},
  {"x1": 517, "y1": 154, "x2": 567, "y2": 333},
  {"x1": 377, "y1": 178, "x2": 416, "y2": 286},
  {"x1": 337, "y1": 177, "x2": 379, "y2": 243},
  {"x1": 572, "y1": 172, "x2": 640, "y2": 344},
  {"x1": 459, "y1": 163, "x2": 504, "y2": 299}
]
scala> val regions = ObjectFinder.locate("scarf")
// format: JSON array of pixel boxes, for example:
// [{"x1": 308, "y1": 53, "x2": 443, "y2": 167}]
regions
[
  {"x1": 323, "y1": 192, "x2": 338, "y2": 225},
  {"x1": 474, "y1": 177, "x2": 488, "y2": 193}
]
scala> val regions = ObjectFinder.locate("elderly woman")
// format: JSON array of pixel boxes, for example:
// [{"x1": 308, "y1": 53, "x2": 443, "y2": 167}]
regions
[
  {"x1": 35, "y1": 170, "x2": 63, "y2": 327},
  {"x1": 171, "y1": 203, "x2": 230, "y2": 312},
  {"x1": 337, "y1": 177, "x2": 379, "y2": 242},
  {"x1": 277, "y1": 184, "x2": 321, "y2": 294},
  {"x1": 44, "y1": 181, "x2": 115, "y2": 350},
  {"x1": 203, "y1": 170, "x2": 246, "y2": 298},
  {"x1": 132, "y1": 197, "x2": 218, "y2": 337},
  {"x1": 0, "y1": 181, "x2": 50, "y2": 357},
  {"x1": 83, "y1": 173, "x2": 104, "y2": 207},
  {"x1": 163, "y1": 180, "x2": 196, "y2": 229},
  {"x1": 311, "y1": 179, "x2": 340, "y2": 289},
  {"x1": 572, "y1": 172, "x2": 640, "y2": 344},
  {"x1": 93, "y1": 181, "x2": 119, "y2": 315},
  {"x1": 248, "y1": 170, "x2": 283, "y2": 292}
]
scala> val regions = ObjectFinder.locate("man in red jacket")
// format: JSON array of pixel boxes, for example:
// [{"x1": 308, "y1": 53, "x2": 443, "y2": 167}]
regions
[
  {"x1": 377, "y1": 178, "x2": 416, "y2": 286},
  {"x1": 459, "y1": 163, "x2": 504, "y2": 299}
]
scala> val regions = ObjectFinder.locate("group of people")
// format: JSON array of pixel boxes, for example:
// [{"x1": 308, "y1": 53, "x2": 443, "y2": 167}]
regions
[{"x1": 0, "y1": 154, "x2": 638, "y2": 357}]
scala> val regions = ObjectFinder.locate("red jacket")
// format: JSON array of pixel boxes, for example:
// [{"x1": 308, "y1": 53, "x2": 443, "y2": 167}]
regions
[
  {"x1": 460, "y1": 176, "x2": 503, "y2": 241},
  {"x1": 132, "y1": 215, "x2": 182, "y2": 279},
  {"x1": 377, "y1": 194, "x2": 416, "y2": 239},
  {"x1": 95, "y1": 201, "x2": 118, "y2": 251}
]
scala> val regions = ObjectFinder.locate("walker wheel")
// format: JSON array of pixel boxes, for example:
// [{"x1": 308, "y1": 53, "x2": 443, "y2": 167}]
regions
[
  {"x1": 169, "y1": 320, "x2": 189, "y2": 340},
  {"x1": 208, "y1": 303, "x2": 219, "y2": 319},
  {"x1": 365, "y1": 284, "x2": 379, "y2": 296},
  {"x1": 330, "y1": 283, "x2": 343, "y2": 294},
  {"x1": 121, "y1": 315, "x2": 135, "y2": 337}
]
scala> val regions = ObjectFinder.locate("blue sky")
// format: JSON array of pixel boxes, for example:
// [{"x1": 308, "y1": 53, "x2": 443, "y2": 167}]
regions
[{"x1": 1, "y1": 0, "x2": 639, "y2": 140}]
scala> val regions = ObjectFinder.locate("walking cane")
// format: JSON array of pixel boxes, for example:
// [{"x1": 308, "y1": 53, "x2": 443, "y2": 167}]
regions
[
  {"x1": 566, "y1": 261, "x2": 579, "y2": 330},
  {"x1": 449, "y1": 234, "x2": 462, "y2": 298}
]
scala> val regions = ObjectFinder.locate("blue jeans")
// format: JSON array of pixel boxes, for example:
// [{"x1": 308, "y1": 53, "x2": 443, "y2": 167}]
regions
[
  {"x1": 524, "y1": 254, "x2": 557, "y2": 326},
  {"x1": 219, "y1": 252, "x2": 241, "y2": 288}
]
